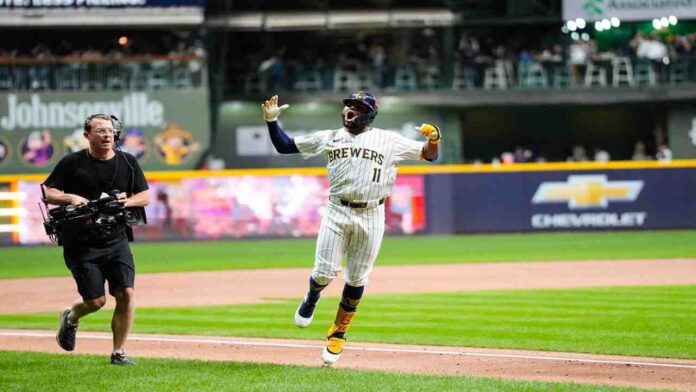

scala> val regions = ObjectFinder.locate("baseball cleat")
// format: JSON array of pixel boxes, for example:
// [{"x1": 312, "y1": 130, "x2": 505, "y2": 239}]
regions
[
  {"x1": 56, "y1": 307, "x2": 78, "y2": 351},
  {"x1": 322, "y1": 336, "x2": 345, "y2": 365},
  {"x1": 294, "y1": 297, "x2": 318, "y2": 328}
]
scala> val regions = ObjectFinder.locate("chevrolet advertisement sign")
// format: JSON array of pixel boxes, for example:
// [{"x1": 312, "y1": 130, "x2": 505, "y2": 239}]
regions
[
  {"x1": 430, "y1": 167, "x2": 695, "y2": 233},
  {"x1": 531, "y1": 175, "x2": 646, "y2": 229}
]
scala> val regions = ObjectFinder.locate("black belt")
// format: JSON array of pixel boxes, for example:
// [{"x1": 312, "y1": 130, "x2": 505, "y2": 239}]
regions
[{"x1": 339, "y1": 198, "x2": 385, "y2": 208}]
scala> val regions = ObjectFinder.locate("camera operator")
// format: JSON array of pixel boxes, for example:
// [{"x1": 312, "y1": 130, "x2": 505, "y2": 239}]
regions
[{"x1": 43, "y1": 114, "x2": 149, "y2": 366}]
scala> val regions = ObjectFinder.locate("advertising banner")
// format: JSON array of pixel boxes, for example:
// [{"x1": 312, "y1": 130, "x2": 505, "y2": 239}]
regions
[
  {"x1": 0, "y1": 89, "x2": 210, "y2": 174},
  {"x1": 12, "y1": 174, "x2": 425, "y2": 244},
  {"x1": 429, "y1": 167, "x2": 696, "y2": 232},
  {"x1": 563, "y1": 0, "x2": 696, "y2": 21},
  {"x1": 0, "y1": 0, "x2": 204, "y2": 8}
]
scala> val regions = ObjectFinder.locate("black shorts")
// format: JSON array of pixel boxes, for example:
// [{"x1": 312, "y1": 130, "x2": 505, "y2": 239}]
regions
[{"x1": 63, "y1": 235, "x2": 135, "y2": 300}]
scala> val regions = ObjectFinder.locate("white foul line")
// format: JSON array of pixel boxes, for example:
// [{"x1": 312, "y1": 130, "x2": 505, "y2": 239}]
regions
[{"x1": 1, "y1": 331, "x2": 695, "y2": 370}]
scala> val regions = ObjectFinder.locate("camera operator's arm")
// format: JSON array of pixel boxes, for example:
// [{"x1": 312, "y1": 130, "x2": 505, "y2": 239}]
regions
[
  {"x1": 44, "y1": 186, "x2": 89, "y2": 206},
  {"x1": 118, "y1": 190, "x2": 150, "y2": 208}
]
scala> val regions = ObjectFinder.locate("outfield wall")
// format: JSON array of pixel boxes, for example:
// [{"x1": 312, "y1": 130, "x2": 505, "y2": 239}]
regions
[
  {"x1": 1, "y1": 160, "x2": 694, "y2": 244},
  {"x1": 425, "y1": 163, "x2": 696, "y2": 233}
]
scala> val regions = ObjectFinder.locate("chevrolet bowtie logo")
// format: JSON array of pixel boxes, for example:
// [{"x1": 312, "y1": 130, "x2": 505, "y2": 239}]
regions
[{"x1": 532, "y1": 175, "x2": 643, "y2": 209}]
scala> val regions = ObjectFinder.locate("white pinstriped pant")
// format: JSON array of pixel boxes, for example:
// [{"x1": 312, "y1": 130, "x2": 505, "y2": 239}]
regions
[{"x1": 311, "y1": 201, "x2": 385, "y2": 287}]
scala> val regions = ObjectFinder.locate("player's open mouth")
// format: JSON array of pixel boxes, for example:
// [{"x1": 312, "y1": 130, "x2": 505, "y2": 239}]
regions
[{"x1": 345, "y1": 111, "x2": 356, "y2": 121}]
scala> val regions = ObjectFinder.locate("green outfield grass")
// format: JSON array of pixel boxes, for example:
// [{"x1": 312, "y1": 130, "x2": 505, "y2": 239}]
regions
[
  {"x1": 2, "y1": 230, "x2": 695, "y2": 279},
  {"x1": 2, "y1": 285, "x2": 694, "y2": 359},
  {"x1": 0, "y1": 351, "x2": 658, "y2": 392}
]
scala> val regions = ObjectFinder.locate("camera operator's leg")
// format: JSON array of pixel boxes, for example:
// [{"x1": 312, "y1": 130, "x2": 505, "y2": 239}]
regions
[
  {"x1": 58, "y1": 255, "x2": 107, "y2": 352},
  {"x1": 111, "y1": 287, "x2": 135, "y2": 365},
  {"x1": 105, "y1": 240, "x2": 136, "y2": 365}
]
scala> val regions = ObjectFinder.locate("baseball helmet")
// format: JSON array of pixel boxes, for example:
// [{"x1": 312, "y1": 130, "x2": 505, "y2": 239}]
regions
[{"x1": 343, "y1": 90, "x2": 378, "y2": 126}]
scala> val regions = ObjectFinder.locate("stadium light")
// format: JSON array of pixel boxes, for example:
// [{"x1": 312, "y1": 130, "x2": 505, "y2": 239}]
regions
[
  {"x1": 571, "y1": 32, "x2": 580, "y2": 40},
  {"x1": 575, "y1": 18, "x2": 586, "y2": 29},
  {"x1": 561, "y1": 25, "x2": 569, "y2": 33},
  {"x1": 581, "y1": 33, "x2": 590, "y2": 41},
  {"x1": 118, "y1": 36, "x2": 128, "y2": 46},
  {"x1": 610, "y1": 17, "x2": 620, "y2": 27},
  {"x1": 668, "y1": 15, "x2": 678, "y2": 25},
  {"x1": 660, "y1": 17, "x2": 669, "y2": 27},
  {"x1": 601, "y1": 19, "x2": 611, "y2": 30},
  {"x1": 594, "y1": 21, "x2": 604, "y2": 31},
  {"x1": 652, "y1": 18, "x2": 662, "y2": 29},
  {"x1": 566, "y1": 20, "x2": 577, "y2": 31}
]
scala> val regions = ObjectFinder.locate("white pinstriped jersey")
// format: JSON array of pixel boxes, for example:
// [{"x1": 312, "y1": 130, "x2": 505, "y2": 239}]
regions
[{"x1": 295, "y1": 127, "x2": 424, "y2": 201}]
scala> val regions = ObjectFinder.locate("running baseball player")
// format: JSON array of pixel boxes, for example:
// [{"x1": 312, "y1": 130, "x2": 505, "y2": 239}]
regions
[{"x1": 261, "y1": 92, "x2": 440, "y2": 365}]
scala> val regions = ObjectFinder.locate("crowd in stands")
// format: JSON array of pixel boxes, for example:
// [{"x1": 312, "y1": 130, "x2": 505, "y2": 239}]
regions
[
  {"x1": 0, "y1": 33, "x2": 206, "y2": 91},
  {"x1": 236, "y1": 27, "x2": 696, "y2": 93}
]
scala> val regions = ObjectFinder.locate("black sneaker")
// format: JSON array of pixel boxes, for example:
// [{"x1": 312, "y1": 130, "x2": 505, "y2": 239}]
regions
[
  {"x1": 110, "y1": 351, "x2": 137, "y2": 366},
  {"x1": 56, "y1": 308, "x2": 78, "y2": 351}
]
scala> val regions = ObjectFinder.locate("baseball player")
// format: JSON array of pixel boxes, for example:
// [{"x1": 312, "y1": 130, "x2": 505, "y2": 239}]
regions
[{"x1": 262, "y1": 92, "x2": 441, "y2": 365}]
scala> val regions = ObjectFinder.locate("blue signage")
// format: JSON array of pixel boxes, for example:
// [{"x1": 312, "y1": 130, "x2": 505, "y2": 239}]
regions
[{"x1": 426, "y1": 168, "x2": 696, "y2": 233}]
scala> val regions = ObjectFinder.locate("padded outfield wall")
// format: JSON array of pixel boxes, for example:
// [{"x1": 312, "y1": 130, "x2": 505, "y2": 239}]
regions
[{"x1": 1, "y1": 161, "x2": 694, "y2": 245}]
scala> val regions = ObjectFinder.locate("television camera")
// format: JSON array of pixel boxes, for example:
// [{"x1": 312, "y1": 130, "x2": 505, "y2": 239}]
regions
[{"x1": 41, "y1": 188, "x2": 147, "y2": 245}]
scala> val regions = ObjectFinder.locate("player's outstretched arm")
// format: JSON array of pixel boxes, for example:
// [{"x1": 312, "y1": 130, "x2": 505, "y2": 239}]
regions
[
  {"x1": 261, "y1": 95, "x2": 299, "y2": 154},
  {"x1": 416, "y1": 123, "x2": 441, "y2": 161}
]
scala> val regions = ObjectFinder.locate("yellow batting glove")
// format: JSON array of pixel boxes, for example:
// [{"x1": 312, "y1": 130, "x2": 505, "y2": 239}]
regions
[
  {"x1": 416, "y1": 123, "x2": 441, "y2": 144},
  {"x1": 261, "y1": 95, "x2": 290, "y2": 122}
]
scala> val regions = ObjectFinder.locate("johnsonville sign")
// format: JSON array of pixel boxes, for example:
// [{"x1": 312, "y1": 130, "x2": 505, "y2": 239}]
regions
[
  {"x1": 0, "y1": 90, "x2": 209, "y2": 173},
  {"x1": 1, "y1": 93, "x2": 165, "y2": 131}
]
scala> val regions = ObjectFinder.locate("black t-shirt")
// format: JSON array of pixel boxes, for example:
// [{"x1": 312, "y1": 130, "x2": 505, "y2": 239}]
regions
[
  {"x1": 44, "y1": 149, "x2": 148, "y2": 199},
  {"x1": 44, "y1": 149, "x2": 148, "y2": 251}
]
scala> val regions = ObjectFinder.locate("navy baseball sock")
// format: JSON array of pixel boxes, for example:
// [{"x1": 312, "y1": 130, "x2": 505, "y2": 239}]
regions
[
  {"x1": 339, "y1": 283, "x2": 364, "y2": 312},
  {"x1": 305, "y1": 277, "x2": 327, "y2": 305}
]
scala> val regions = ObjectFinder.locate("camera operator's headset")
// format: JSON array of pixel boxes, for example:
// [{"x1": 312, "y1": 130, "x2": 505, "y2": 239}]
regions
[{"x1": 83, "y1": 113, "x2": 136, "y2": 196}]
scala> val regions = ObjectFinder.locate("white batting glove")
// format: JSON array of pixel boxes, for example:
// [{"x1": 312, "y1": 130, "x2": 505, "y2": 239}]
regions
[
  {"x1": 415, "y1": 123, "x2": 442, "y2": 144},
  {"x1": 261, "y1": 95, "x2": 290, "y2": 122}
]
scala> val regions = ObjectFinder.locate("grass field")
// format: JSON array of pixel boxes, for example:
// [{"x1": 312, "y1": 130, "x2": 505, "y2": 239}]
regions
[
  {"x1": 2, "y1": 285, "x2": 694, "y2": 359},
  {"x1": 0, "y1": 351, "x2": 656, "y2": 392},
  {"x1": 2, "y1": 230, "x2": 695, "y2": 279}
]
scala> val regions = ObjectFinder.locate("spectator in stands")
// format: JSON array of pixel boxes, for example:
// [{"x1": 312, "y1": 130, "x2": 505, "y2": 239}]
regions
[
  {"x1": 259, "y1": 48, "x2": 288, "y2": 91},
  {"x1": 566, "y1": 145, "x2": 588, "y2": 162},
  {"x1": 568, "y1": 40, "x2": 591, "y2": 85},
  {"x1": 632, "y1": 141, "x2": 651, "y2": 161},
  {"x1": 369, "y1": 41, "x2": 386, "y2": 89},
  {"x1": 656, "y1": 144, "x2": 673, "y2": 162},
  {"x1": 593, "y1": 147, "x2": 610, "y2": 162}
]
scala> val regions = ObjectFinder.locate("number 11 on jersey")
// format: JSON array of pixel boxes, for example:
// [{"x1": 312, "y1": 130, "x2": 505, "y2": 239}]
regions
[{"x1": 372, "y1": 168, "x2": 381, "y2": 182}]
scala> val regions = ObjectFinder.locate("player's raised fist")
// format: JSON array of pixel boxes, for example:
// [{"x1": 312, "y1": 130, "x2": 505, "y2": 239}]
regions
[
  {"x1": 261, "y1": 95, "x2": 290, "y2": 122},
  {"x1": 416, "y1": 123, "x2": 441, "y2": 144}
]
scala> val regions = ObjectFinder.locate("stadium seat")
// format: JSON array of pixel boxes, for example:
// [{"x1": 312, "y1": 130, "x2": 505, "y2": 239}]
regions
[
  {"x1": 421, "y1": 65, "x2": 441, "y2": 90},
  {"x1": 355, "y1": 71, "x2": 374, "y2": 91},
  {"x1": 333, "y1": 69, "x2": 359, "y2": 92},
  {"x1": 519, "y1": 63, "x2": 548, "y2": 89},
  {"x1": 54, "y1": 64, "x2": 80, "y2": 90},
  {"x1": 146, "y1": 60, "x2": 171, "y2": 89},
  {"x1": 392, "y1": 65, "x2": 417, "y2": 91},
  {"x1": 611, "y1": 57, "x2": 634, "y2": 87},
  {"x1": 552, "y1": 65, "x2": 573, "y2": 88},
  {"x1": 634, "y1": 61, "x2": 657, "y2": 86},
  {"x1": 669, "y1": 61, "x2": 688, "y2": 85},
  {"x1": 452, "y1": 64, "x2": 475, "y2": 90},
  {"x1": 293, "y1": 70, "x2": 322, "y2": 92},
  {"x1": 483, "y1": 63, "x2": 507, "y2": 90},
  {"x1": 584, "y1": 63, "x2": 607, "y2": 87},
  {"x1": 0, "y1": 66, "x2": 13, "y2": 90}
]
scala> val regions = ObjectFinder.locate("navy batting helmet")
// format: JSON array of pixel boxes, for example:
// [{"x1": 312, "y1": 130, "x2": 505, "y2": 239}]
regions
[{"x1": 343, "y1": 91, "x2": 378, "y2": 126}]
